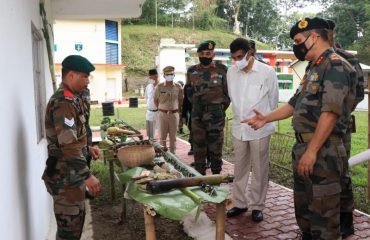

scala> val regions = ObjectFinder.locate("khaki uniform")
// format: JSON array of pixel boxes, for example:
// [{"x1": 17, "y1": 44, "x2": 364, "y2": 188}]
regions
[{"x1": 154, "y1": 82, "x2": 183, "y2": 153}]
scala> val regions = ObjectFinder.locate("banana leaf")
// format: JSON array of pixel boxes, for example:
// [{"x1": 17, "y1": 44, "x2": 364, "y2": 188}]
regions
[{"x1": 118, "y1": 167, "x2": 229, "y2": 221}]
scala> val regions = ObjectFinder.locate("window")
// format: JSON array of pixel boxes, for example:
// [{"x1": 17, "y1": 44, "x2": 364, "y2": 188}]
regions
[
  {"x1": 105, "y1": 20, "x2": 118, "y2": 41},
  {"x1": 105, "y1": 20, "x2": 119, "y2": 64},
  {"x1": 32, "y1": 23, "x2": 46, "y2": 142},
  {"x1": 106, "y1": 42, "x2": 119, "y2": 64}
]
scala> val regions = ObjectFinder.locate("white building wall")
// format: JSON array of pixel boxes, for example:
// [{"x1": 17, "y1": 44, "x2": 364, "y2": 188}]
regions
[
  {"x1": 54, "y1": 19, "x2": 123, "y2": 103},
  {"x1": 0, "y1": 0, "x2": 53, "y2": 239},
  {"x1": 54, "y1": 20, "x2": 107, "y2": 64},
  {"x1": 158, "y1": 47, "x2": 187, "y2": 83}
]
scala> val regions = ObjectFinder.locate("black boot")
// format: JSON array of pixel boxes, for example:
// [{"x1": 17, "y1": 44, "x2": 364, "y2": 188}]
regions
[
  {"x1": 301, "y1": 231, "x2": 312, "y2": 240},
  {"x1": 340, "y1": 212, "x2": 354, "y2": 238}
]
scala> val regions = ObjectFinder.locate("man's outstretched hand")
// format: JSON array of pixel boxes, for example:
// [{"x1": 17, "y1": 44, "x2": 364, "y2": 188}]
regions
[{"x1": 240, "y1": 109, "x2": 267, "y2": 130}]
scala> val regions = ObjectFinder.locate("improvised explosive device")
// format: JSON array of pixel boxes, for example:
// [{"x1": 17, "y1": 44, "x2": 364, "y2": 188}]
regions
[{"x1": 146, "y1": 174, "x2": 234, "y2": 194}]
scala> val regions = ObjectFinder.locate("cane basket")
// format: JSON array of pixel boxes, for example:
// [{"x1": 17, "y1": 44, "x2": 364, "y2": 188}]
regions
[{"x1": 117, "y1": 144, "x2": 155, "y2": 168}]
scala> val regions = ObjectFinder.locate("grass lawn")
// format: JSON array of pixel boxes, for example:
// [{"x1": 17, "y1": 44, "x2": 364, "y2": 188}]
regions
[{"x1": 90, "y1": 105, "x2": 370, "y2": 213}]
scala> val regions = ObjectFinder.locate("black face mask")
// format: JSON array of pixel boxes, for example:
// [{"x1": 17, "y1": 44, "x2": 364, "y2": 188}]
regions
[
  {"x1": 293, "y1": 35, "x2": 315, "y2": 61},
  {"x1": 199, "y1": 57, "x2": 213, "y2": 66}
]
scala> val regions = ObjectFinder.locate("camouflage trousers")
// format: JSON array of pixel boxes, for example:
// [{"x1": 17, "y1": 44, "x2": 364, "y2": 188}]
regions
[
  {"x1": 292, "y1": 138, "x2": 346, "y2": 240},
  {"x1": 341, "y1": 132, "x2": 355, "y2": 214},
  {"x1": 191, "y1": 111, "x2": 225, "y2": 174},
  {"x1": 43, "y1": 172, "x2": 86, "y2": 240}
]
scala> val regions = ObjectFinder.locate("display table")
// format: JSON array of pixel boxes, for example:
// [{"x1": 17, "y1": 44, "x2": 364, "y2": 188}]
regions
[{"x1": 117, "y1": 144, "x2": 230, "y2": 240}]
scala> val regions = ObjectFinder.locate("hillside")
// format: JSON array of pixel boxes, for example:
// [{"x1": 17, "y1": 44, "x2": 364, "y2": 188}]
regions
[{"x1": 121, "y1": 25, "x2": 272, "y2": 76}]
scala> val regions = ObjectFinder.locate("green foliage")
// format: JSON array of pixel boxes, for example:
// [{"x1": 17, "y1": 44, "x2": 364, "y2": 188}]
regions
[{"x1": 121, "y1": 25, "x2": 271, "y2": 75}]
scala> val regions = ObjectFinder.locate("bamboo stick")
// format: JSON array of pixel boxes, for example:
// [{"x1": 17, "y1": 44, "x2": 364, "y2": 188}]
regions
[
  {"x1": 215, "y1": 201, "x2": 226, "y2": 240},
  {"x1": 144, "y1": 208, "x2": 156, "y2": 240}
]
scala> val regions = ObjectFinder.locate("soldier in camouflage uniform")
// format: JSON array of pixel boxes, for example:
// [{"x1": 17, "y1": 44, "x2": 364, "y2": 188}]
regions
[
  {"x1": 186, "y1": 40, "x2": 230, "y2": 175},
  {"x1": 42, "y1": 55, "x2": 102, "y2": 240},
  {"x1": 326, "y1": 19, "x2": 365, "y2": 238},
  {"x1": 245, "y1": 17, "x2": 356, "y2": 239},
  {"x1": 80, "y1": 88, "x2": 100, "y2": 168}
]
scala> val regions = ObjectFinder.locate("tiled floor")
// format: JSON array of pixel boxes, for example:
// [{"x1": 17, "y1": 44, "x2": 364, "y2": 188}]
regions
[{"x1": 173, "y1": 137, "x2": 370, "y2": 240}]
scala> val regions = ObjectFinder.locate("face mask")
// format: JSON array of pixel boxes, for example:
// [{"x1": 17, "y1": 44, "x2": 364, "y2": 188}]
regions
[
  {"x1": 293, "y1": 35, "x2": 316, "y2": 61},
  {"x1": 164, "y1": 75, "x2": 174, "y2": 81},
  {"x1": 199, "y1": 57, "x2": 212, "y2": 66},
  {"x1": 236, "y1": 53, "x2": 249, "y2": 70},
  {"x1": 149, "y1": 80, "x2": 155, "y2": 84}
]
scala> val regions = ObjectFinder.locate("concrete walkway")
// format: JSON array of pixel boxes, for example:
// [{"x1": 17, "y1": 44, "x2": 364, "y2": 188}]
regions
[{"x1": 173, "y1": 137, "x2": 370, "y2": 240}]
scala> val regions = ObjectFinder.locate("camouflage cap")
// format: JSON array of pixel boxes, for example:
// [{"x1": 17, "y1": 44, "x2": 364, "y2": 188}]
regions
[
  {"x1": 290, "y1": 17, "x2": 330, "y2": 39},
  {"x1": 326, "y1": 19, "x2": 335, "y2": 30},
  {"x1": 163, "y1": 66, "x2": 175, "y2": 75},
  {"x1": 197, "y1": 40, "x2": 216, "y2": 52},
  {"x1": 62, "y1": 55, "x2": 95, "y2": 74}
]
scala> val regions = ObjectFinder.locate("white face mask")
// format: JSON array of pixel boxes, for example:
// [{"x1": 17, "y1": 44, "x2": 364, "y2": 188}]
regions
[
  {"x1": 149, "y1": 79, "x2": 155, "y2": 84},
  {"x1": 164, "y1": 75, "x2": 174, "y2": 82},
  {"x1": 236, "y1": 53, "x2": 249, "y2": 70}
]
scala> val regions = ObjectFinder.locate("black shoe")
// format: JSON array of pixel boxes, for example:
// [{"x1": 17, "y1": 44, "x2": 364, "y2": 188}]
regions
[
  {"x1": 188, "y1": 149, "x2": 194, "y2": 155},
  {"x1": 226, "y1": 207, "x2": 247, "y2": 218},
  {"x1": 340, "y1": 212, "x2": 354, "y2": 238},
  {"x1": 251, "y1": 210, "x2": 263, "y2": 222},
  {"x1": 301, "y1": 231, "x2": 312, "y2": 240}
]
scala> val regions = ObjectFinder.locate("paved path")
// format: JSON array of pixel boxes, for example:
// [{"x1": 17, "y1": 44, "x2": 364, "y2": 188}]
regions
[{"x1": 172, "y1": 137, "x2": 370, "y2": 240}]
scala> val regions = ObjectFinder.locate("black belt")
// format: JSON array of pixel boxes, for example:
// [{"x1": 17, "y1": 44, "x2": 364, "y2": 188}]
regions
[{"x1": 148, "y1": 109, "x2": 158, "y2": 112}]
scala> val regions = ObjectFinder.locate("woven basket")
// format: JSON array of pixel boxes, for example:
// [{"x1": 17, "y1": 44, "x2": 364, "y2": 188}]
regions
[{"x1": 117, "y1": 145, "x2": 155, "y2": 168}]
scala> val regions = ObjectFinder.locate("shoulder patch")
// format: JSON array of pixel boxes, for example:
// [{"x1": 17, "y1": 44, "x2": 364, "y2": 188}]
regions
[
  {"x1": 328, "y1": 53, "x2": 343, "y2": 67},
  {"x1": 64, "y1": 89, "x2": 75, "y2": 100}
]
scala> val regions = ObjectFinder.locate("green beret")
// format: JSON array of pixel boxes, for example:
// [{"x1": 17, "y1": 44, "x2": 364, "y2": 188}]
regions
[
  {"x1": 290, "y1": 17, "x2": 330, "y2": 39},
  {"x1": 62, "y1": 55, "x2": 95, "y2": 74},
  {"x1": 326, "y1": 19, "x2": 335, "y2": 30},
  {"x1": 163, "y1": 66, "x2": 175, "y2": 74},
  {"x1": 197, "y1": 40, "x2": 216, "y2": 52}
]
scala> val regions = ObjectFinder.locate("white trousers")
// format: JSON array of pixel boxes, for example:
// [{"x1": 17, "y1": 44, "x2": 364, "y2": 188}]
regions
[
  {"x1": 232, "y1": 135, "x2": 271, "y2": 211},
  {"x1": 146, "y1": 110, "x2": 158, "y2": 140}
]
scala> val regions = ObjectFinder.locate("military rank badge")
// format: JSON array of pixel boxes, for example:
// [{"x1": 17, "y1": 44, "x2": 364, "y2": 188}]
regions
[{"x1": 64, "y1": 117, "x2": 75, "y2": 127}]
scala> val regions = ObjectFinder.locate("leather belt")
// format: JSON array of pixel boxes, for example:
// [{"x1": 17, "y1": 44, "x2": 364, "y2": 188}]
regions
[
  {"x1": 158, "y1": 109, "x2": 178, "y2": 114},
  {"x1": 295, "y1": 132, "x2": 342, "y2": 144},
  {"x1": 148, "y1": 109, "x2": 158, "y2": 112},
  {"x1": 202, "y1": 104, "x2": 223, "y2": 112}
]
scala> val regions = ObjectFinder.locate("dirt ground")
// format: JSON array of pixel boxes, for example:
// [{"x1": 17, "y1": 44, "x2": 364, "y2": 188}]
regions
[{"x1": 90, "y1": 199, "x2": 193, "y2": 240}]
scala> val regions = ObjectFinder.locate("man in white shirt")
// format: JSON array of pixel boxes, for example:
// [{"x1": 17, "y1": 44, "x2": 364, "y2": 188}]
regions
[
  {"x1": 145, "y1": 69, "x2": 159, "y2": 140},
  {"x1": 226, "y1": 38, "x2": 279, "y2": 222}
]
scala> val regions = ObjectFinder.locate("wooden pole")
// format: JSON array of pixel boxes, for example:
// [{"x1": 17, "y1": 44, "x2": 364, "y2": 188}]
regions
[
  {"x1": 367, "y1": 75, "x2": 370, "y2": 200},
  {"x1": 109, "y1": 160, "x2": 116, "y2": 201},
  {"x1": 144, "y1": 208, "x2": 156, "y2": 240},
  {"x1": 215, "y1": 201, "x2": 226, "y2": 240}
]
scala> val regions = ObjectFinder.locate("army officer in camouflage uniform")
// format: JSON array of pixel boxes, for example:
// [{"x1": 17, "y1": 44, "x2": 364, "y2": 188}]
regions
[
  {"x1": 186, "y1": 40, "x2": 230, "y2": 175},
  {"x1": 245, "y1": 17, "x2": 356, "y2": 239},
  {"x1": 326, "y1": 19, "x2": 365, "y2": 238},
  {"x1": 154, "y1": 66, "x2": 183, "y2": 154},
  {"x1": 42, "y1": 55, "x2": 102, "y2": 240}
]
